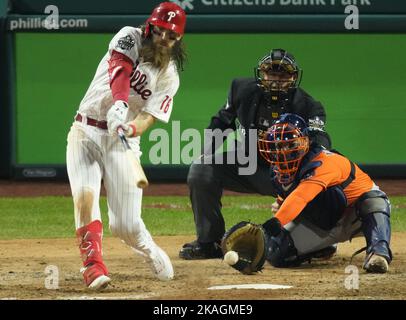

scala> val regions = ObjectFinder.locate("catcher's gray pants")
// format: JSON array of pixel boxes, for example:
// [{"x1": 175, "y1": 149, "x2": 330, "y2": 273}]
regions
[
  {"x1": 286, "y1": 184, "x2": 381, "y2": 256},
  {"x1": 187, "y1": 151, "x2": 276, "y2": 243},
  {"x1": 285, "y1": 207, "x2": 362, "y2": 256}
]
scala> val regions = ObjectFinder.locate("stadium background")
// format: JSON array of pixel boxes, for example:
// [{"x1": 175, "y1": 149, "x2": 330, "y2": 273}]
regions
[
  {"x1": 1, "y1": 0, "x2": 406, "y2": 181},
  {"x1": 0, "y1": 0, "x2": 405, "y2": 301}
]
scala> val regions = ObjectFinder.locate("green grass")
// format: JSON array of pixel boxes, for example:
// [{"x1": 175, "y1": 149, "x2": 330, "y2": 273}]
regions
[{"x1": 0, "y1": 196, "x2": 405, "y2": 240}]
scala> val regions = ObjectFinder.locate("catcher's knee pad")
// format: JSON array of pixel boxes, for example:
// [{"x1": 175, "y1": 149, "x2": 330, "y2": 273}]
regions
[
  {"x1": 356, "y1": 190, "x2": 390, "y2": 219},
  {"x1": 355, "y1": 190, "x2": 392, "y2": 262},
  {"x1": 266, "y1": 229, "x2": 299, "y2": 268}
]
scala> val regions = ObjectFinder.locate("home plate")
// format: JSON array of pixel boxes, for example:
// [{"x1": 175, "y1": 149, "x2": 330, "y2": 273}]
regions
[{"x1": 208, "y1": 284, "x2": 292, "y2": 290}]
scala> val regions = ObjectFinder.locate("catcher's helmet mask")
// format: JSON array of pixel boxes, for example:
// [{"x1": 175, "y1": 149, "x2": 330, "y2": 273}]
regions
[
  {"x1": 258, "y1": 114, "x2": 310, "y2": 184},
  {"x1": 255, "y1": 49, "x2": 302, "y2": 104}
]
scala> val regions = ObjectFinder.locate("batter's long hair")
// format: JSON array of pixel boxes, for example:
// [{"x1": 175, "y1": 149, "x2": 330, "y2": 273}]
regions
[{"x1": 139, "y1": 24, "x2": 187, "y2": 71}]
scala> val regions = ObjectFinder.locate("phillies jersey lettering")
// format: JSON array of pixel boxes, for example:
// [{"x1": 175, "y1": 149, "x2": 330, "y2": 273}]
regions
[
  {"x1": 130, "y1": 66, "x2": 152, "y2": 100},
  {"x1": 160, "y1": 95, "x2": 172, "y2": 113}
]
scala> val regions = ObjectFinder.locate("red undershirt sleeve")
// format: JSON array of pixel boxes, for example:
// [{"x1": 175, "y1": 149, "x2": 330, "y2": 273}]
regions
[{"x1": 108, "y1": 50, "x2": 134, "y2": 103}]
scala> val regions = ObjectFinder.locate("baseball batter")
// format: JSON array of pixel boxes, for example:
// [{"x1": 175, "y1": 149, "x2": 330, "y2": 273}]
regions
[{"x1": 66, "y1": 2, "x2": 187, "y2": 290}]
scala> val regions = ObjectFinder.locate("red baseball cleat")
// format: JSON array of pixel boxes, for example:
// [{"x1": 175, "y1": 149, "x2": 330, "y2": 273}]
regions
[{"x1": 81, "y1": 263, "x2": 111, "y2": 290}]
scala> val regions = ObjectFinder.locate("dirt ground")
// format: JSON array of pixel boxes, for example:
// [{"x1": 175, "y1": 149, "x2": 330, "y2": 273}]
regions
[
  {"x1": 0, "y1": 234, "x2": 405, "y2": 300},
  {"x1": 0, "y1": 180, "x2": 405, "y2": 300}
]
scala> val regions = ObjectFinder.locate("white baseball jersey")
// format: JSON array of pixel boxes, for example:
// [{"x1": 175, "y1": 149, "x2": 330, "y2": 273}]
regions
[
  {"x1": 67, "y1": 27, "x2": 178, "y2": 276},
  {"x1": 78, "y1": 26, "x2": 180, "y2": 125}
]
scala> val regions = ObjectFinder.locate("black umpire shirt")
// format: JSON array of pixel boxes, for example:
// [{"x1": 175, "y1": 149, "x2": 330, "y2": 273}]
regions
[{"x1": 205, "y1": 78, "x2": 332, "y2": 166}]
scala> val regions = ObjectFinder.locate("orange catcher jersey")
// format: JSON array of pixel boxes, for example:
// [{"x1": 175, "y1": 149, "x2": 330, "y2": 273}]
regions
[{"x1": 275, "y1": 150, "x2": 374, "y2": 225}]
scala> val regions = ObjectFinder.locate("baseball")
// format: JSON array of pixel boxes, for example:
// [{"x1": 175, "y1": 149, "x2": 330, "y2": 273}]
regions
[{"x1": 224, "y1": 250, "x2": 239, "y2": 266}]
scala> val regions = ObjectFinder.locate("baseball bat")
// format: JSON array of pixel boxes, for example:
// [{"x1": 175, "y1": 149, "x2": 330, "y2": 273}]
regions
[{"x1": 117, "y1": 128, "x2": 149, "y2": 189}]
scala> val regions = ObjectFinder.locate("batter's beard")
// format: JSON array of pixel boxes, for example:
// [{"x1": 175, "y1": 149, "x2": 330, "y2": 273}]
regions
[{"x1": 139, "y1": 39, "x2": 172, "y2": 70}]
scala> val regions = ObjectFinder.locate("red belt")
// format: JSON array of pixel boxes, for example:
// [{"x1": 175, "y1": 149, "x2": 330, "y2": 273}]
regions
[{"x1": 75, "y1": 114, "x2": 108, "y2": 130}]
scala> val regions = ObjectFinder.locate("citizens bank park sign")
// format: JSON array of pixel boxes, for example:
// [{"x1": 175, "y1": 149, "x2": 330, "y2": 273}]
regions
[{"x1": 168, "y1": 0, "x2": 405, "y2": 13}]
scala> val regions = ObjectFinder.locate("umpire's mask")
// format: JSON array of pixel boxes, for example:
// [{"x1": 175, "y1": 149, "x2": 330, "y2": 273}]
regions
[{"x1": 254, "y1": 49, "x2": 302, "y2": 105}]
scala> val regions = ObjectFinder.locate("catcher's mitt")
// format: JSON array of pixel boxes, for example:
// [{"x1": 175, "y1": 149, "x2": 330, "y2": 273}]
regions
[{"x1": 221, "y1": 221, "x2": 268, "y2": 275}]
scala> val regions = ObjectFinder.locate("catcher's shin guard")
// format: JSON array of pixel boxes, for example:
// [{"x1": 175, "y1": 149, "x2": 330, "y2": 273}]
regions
[
  {"x1": 266, "y1": 231, "x2": 299, "y2": 267},
  {"x1": 356, "y1": 190, "x2": 392, "y2": 267},
  {"x1": 263, "y1": 218, "x2": 299, "y2": 268},
  {"x1": 76, "y1": 220, "x2": 110, "y2": 289}
]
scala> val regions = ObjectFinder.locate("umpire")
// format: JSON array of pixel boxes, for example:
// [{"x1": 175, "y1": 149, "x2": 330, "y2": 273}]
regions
[{"x1": 179, "y1": 48, "x2": 332, "y2": 260}]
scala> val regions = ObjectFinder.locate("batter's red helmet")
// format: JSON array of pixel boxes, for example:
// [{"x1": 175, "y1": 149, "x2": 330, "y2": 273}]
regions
[{"x1": 145, "y1": 2, "x2": 186, "y2": 36}]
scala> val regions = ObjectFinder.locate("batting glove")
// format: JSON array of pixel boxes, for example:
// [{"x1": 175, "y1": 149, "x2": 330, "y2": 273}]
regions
[
  {"x1": 107, "y1": 100, "x2": 129, "y2": 135},
  {"x1": 120, "y1": 122, "x2": 137, "y2": 137}
]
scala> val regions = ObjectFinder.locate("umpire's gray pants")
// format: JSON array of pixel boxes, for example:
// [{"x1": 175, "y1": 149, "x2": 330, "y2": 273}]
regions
[{"x1": 187, "y1": 151, "x2": 276, "y2": 243}]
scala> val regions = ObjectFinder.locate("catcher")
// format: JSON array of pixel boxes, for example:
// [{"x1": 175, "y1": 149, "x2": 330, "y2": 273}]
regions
[{"x1": 223, "y1": 113, "x2": 392, "y2": 274}]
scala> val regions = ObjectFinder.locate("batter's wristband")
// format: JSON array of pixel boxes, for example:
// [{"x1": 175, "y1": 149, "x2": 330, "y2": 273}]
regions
[{"x1": 128, "y1": 124, "x2": 137, "y2": 137}]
